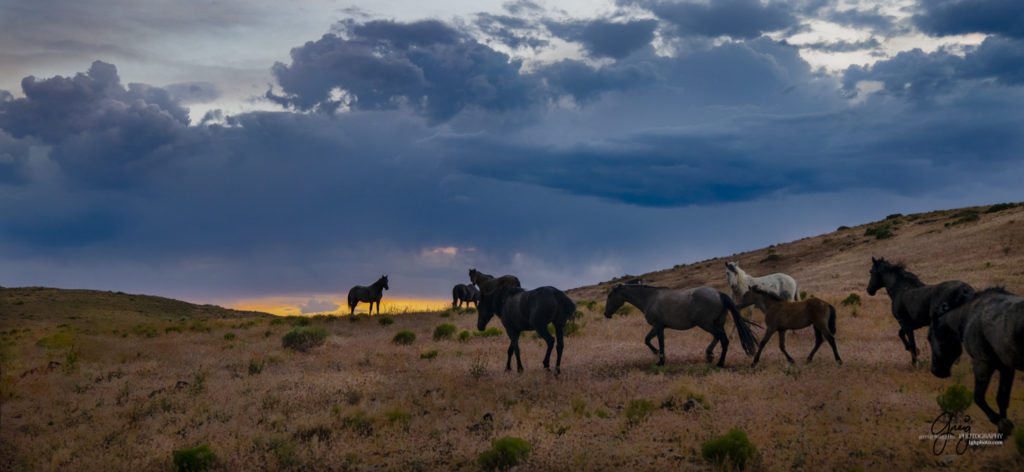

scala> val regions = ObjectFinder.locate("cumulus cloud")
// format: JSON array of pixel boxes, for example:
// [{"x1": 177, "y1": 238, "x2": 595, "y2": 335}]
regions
[
  {"x1": 628, "y1": 0, "x2": 798, "y2": 39},
  {"x1": 546, "y1": 19, "x2": 658, "y2": 59},
  {"x1": 267, "y1": 20, "x2": 538, "y2": 122},
  {"x1": 913, "y1": 0, "x2": 1024, "y2": 38}
]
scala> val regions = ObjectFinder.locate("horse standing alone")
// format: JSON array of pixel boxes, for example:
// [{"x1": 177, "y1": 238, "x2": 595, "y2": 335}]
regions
[
  {"x1": 348, "y1": 275, "x2": 389, "y2": 315},
  {"x1": 929, "y1": 287, "x2": 1024, "y2": 437},
  {"x1": 477, "y1": 284, "x2": 576, "y2": 374},
  {"x1": 603, "y1": 282, "x2": 759, "y2": 367},
  {"x1": 743, "y1": 286, "x2": 841, "y2": 366},
  {"x1": 866, "y1": 257, "x2": 975, "y2": 365},
  {"x1": 452, "y1": 284, "x2": 479, "y2": 308}
]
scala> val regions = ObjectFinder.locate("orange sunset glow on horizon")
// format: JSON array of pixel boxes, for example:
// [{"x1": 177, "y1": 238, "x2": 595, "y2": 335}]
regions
[{"x1": 226, "y1": 295, "x2": 453, "y2": 317}]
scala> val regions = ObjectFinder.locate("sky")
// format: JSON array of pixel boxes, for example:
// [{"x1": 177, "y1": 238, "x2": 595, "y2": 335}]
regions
[{"x1": 2, "y1": 0, "x2": 1022, "y2": 315}]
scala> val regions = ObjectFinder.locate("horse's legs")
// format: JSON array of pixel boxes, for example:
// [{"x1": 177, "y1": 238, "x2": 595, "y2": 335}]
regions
[
  {"x1": 751, "y1": 326, "x2": 776, "y2": 366},
  {"x1": 505, "y1": 331, "x2": 520, "y2": 372},
  {"x1": 705, "y1": 336, "x2": 719, "y2": 363},
  {"x1": 536, "y1": 324, "x2": 556, "y2": 371},
  {"x1": 996, "y1": 366, "x2": 1016, "y2": 436},
  {"x1": 807, "y1": 327, "x2": 824, "y2": 362},
  {"x1": 644, "y1": 327, "x2": 660, "y2": 356},
  {"x1": 777, "y1": 330, "x2": 795, "y2": 363},
  {"x1": 553, "y1": 323, "x2": 565, "y2": 375},
  {"x1": 824, "y1": 330, "x2": 842, "y2": 365},
  {"x1": 655, "y1": 328, "x2": 666, "y2": 366},
  {"x1": 971, "y1": 359, "x2": 1002, "y2": 428}
]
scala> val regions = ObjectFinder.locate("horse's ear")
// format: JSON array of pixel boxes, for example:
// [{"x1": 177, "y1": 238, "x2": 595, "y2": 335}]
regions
[{"x1": 871, "y1": 257, "x2": 877, "y2": 263}]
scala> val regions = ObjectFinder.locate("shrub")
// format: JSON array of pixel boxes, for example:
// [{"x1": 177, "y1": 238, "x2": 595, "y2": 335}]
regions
[
  {"x1": 281, "y1": 326, "x2": 328, "y2": 352},
  {"x1": 864, "y1": 222, "x2": 894, "y2": 239},
  {"x1": 702, "y1": 429, "x2": 757, "y2": 470},
  {"x1": 349, "y1": 313, "x2": 368, "y2": 322},
  {"x1": 840, "y1": 293, "x2": 861, "y2": 307},
  {"x1": 343, "y1": 410, "x2": 374, "y2": 436},
  {"x1": 433, "y1": 323, "x2": 458, "y2": 341},
  {"x1": 837, "y1": 225, "x2": 850, "y2": 231},
  {"x1": 946, "y1": 209, "x2": 980, "y2": 227},
  {"x1": 392, "y1": 330, "x2": 416, "y2": 345},
  {"x1": 760, "y1": 254, "x2": 782, "y2": 263},
  {"x1": 625, "y1": 398, "x2": 655, "y2": 426},
  {"x1": 288, "y1": 316, "x2": 311, "y2": 326},
  {"x1": 385, "y1": 408, "x2": 412, "y2": 427},
  {"x1": 248, "y1": 358, "x2": 265, "y2": 376},
  {"x1": 936, "y1": 384, "x2": 972, "y2": 414},
  {"x1": 477, "y1": 436, "x2": 531, "y2": 471},
  {"x1": 885, "y1": 213, "x2": 902, "y2": 220},
  {"x1": 1014, "y1": 427, "x2": 1024, "y2": 456},
  {"x1": 799, "y1": 291, "x2": 808, "y2": 300},
  {"x1": 172, "y1": 444, "x2": 217, "y2": 472},
  {"x1": 986, "y1": 202, "x2": 1017, "y2": 214},
  {"x1": 420, "y1": 350, "x2": 438, "y2": 360},
  {"x1": 577, "y1": 300, "x2": 599, "y2": 311},
  {"x1": 378, "y1": 315, "x2": 394, "y2": 326},
  {"x1": 475, "y1": 327, "x2": 503, "y2": 337},
  {"x1": 223, "y1": 332, "x2": 236, "y2": 341},
  {"x1": 614, "y1": 304, "x2": 636, "y2": 316},
  {"x1": 458, "y1": 330, "x2": 472, "y2": 342}
]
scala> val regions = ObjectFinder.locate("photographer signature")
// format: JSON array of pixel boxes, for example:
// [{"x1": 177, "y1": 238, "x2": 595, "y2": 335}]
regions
[{"x1": 931, "y1": 411, "x2": 971, "y2": 455}]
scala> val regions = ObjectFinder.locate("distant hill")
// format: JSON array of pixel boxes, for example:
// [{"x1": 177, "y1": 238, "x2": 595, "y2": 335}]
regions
[
  {"x1": 0, "y1": 287, "x2": 272, "y2": 328},
  {"x1": 567, "y1": 202, "x2": 1024, "y2": 302}
]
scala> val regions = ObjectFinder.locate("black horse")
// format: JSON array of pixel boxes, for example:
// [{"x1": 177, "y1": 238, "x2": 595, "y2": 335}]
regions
[
  {"x1": 452, "y1": 283, "x2": 480, "y2": 308},
  {"x1": 469, "y1": 268, "x2": 521, "y2": 319},
  {"x1": 929, "y1": 287, "x2": 1024, "y2": 437},
  {"x1": 866, "y1": 257, "x2": 974, "y2": 365},
  {"x1": 477, "y1": 284, "x2": 576, "y2": 374},
  {"x1": 348, "y1": 275, "x2": 389, "y2": 315}
]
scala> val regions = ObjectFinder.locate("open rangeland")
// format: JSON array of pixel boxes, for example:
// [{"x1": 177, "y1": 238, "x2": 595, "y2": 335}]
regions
[{"x1": 2, "y1": 203, "x2": 1023, "y2": 471}]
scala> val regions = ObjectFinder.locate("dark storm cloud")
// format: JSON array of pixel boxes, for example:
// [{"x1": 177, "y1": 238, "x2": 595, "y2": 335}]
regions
[
  {"x1": 913, "y1": 0, "x2": 1024, "y2": 38},
  {"x1": 538, "y1": 58, "x2": 661, "y2": 103},
  {"x1": 627, "y1": 0, "x2": 798, "y2": 39},
  {"x1": 268, "y1": 20, "x2": 538, "y2": 122},
  {"x1": 842, "y1": 36, "x2": 1024, "y2": 100},
  {"x1": 0, "y1": 61, "x2": 191, "y2": 188},
  {"x1": 474, "y1": 13, "x2": 549, "y2": 50},
  {"x1": 800, "y1": 38, "x2": 881, "y2": 53},
  {"x1": 546, "y1": 19, "x2": 658, "y2": 59}
]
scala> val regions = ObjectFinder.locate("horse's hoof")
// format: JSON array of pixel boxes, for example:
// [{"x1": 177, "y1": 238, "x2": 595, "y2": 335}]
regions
[
  {"x1": 998, "y1": 418, "x2": 1014, "y2": 438},
  {"x1": 517, "y1": 368, "x2": 524, "y2": 373},
  {"x1": 836, "y1": 358, "x2": 843, "y2": 366}
]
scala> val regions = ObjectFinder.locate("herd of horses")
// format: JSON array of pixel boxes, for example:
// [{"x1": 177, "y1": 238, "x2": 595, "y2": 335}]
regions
[{"x1": 346, "y1": 258, "x2": 1023, "y2": 436}]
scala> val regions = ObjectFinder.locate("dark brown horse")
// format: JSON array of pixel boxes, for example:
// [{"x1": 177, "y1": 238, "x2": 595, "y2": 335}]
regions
[
  {"x1": 348, "y1": 275, "x2": 388, "y2": 315},
  {"x1": 929, "y1": 287, "x2": 1024, "y2": 437},
  {"x1": 867, "y1": 257, "x2": 974, "y2": 365},
  {"x1": 452, "y1": 283, "x2": 479, "y2": 308},
  {"x1": 478, "y1": 284, "x2": 576, "y2": 374},
  {"x1": 743, "y1": 287, "x2": 841, "y2": 366}
]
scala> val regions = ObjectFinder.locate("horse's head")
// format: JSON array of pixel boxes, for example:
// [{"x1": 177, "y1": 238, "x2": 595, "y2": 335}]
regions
[
  {"x1": 379, "y1": 275, "x2": 389, "y2": 290},
  {"x1": 928, "y1": 303, "x2": 963, "y2": 378},
  {"x1": 604, "y1": 284, "x2": 626, "y2": 318},
  {"x1": 866, "y1": 257, "x2": 890, "y2": 296},
  {"x1": 469, "y1": 268, "x2": 479, "y2": 284},
  {"x1": 725, "y1": 262, "x2": 741, "y2": 288}
]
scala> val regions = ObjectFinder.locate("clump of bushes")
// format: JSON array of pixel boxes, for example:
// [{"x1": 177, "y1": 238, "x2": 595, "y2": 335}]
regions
[
  {"x1": 986, "y1": 202, "x2": 1018, "y2": 213},
  {"x1": 281, "y1": 326, "x2": 328, "y2": 352},
  {"x1": 343, "y1": 410, "x2": 374, "y2": 436},
  {"x1": 946, "y1": 209, "x2": 980, "y2": 227},
  {"x1": 577, "y1": 300, "x2": 600, "y2": 311},
  {"x1": 624, "y1": 398, "x2": 655, "y2": 426},
  {"x1": 458, "y1": 330, "x2": 472, "y2": 342},
  {"x1": 392, "y1": 330, "x2": 416, "y2": 345},
  {"x1": 223, "y1": 332, "x2": 236, "y2": 341},
  {"x1": 475, "y1": 327, "x2": 503, "y2": 337},
  {"x1": 701, "y1": 429, "x2": 757, "y2": 470},
  {"x1": 172, "y1": 444, "x2": 217, "y2": 471},
  {"x1": 377, "y1": 315, "x2": 394, "y2": 326},
  {"x1": 614, "y1": 304, "x2": 636, "y2": 316},
  {"x1": 420, "y1": 350, "x2": 438, "y2": 360},
  {"x1": 433, "y1": 323, "x2": 458, "y2": 341},
  {"x1": 864, "y1": 221, "x2": 894, "y2": 239},
  {"x1": 840, "y1": 293, "x2": 861, "y2": 307},
  {"x1": 760, "y1": 254, "x2": 782, "y2": 263},
  {"x1": 937, "y1": 384, "x2": 972, "y2": 414},
  {"x1": 477, "y1": 436, "x2": 531, "y2": 471}
]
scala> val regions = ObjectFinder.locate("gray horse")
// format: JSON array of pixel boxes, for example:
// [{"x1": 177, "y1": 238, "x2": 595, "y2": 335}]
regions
[
  {"x1": 867, "y1": 257, "x2": 975, "y2": 365},
  {"x1": 477, "y1": 284, "x2": 576, "y2": 374},
  {"x1": 348, "y1": 275, "x2": 389, "y2": 315},
  {"x1": 929, "y1": 287, "x2": 1024, "y2": 437},
  {"x1": 603, "y1": 282, "x2": 760, "y2": 367}
]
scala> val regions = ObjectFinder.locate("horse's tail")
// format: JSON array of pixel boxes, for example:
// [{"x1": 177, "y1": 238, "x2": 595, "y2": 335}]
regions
[
  {"x1": 828, "y1": 304, "x2": 837, "y2": 335},
  {"x1": 720, "y1": 292, "x2": 759, "y2": 355},
  {"x1": 554, "y1": 289, "x2": 577, "y2": 322}
]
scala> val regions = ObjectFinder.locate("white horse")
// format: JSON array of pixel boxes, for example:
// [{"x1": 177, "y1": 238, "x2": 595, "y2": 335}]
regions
[{"x1": 725, "y1": 262, "x2": 799, "y2": 310}]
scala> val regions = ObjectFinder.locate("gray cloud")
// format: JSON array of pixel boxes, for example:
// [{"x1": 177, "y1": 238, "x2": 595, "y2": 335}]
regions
[
  {"x1": 547, "y1": 19, "x2": 658, "y2": 59},
  {"x1": 913, "y1": 0, "x2": 1024, "y2": 38},
  {"x1": 299, "y1": 298, "x2": 339, "y2": 314},
  {"x1": 628, "y1": 0, "x2": 798, "y2": 39}
]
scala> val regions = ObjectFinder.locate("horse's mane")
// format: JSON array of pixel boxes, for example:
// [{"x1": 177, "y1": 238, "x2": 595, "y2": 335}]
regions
[
  {"x1": 875, "y1": 258, "x2": 923, "y2": 285},
  {"x1": 976, "y1": 286, "x2": 1012, "y2": 297},
  {"x1": 749, "y1": 285, "x2": 784, "y2": 302},
  {"x1": 372, "y1": 275, "x2": 388, "y2": 288}
]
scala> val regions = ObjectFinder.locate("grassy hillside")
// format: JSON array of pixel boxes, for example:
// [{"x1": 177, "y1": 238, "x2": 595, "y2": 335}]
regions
[
  {"x1": 568, "y1": 202, "x2": 1024, "y2": 302},
  {"x1": 1, "y1": 203, "x2": 1023, "y2": 471},
  {"x1": 0, "y1": 287, "x2": 272, "y2": 330}
]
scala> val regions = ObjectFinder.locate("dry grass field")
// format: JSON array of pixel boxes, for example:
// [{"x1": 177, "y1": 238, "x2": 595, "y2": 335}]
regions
[{"x1": 2, "y1": 203, "x2": 1023, "y2": 471}]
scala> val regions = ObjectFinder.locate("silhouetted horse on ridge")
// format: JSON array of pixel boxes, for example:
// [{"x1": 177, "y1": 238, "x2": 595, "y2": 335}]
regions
[
  {"x1": 348, "y1": 275, "x2": 389, "y2": 315},
  {"x1": 866, "y1": 257, "x2": 974, "y2": 365}
]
